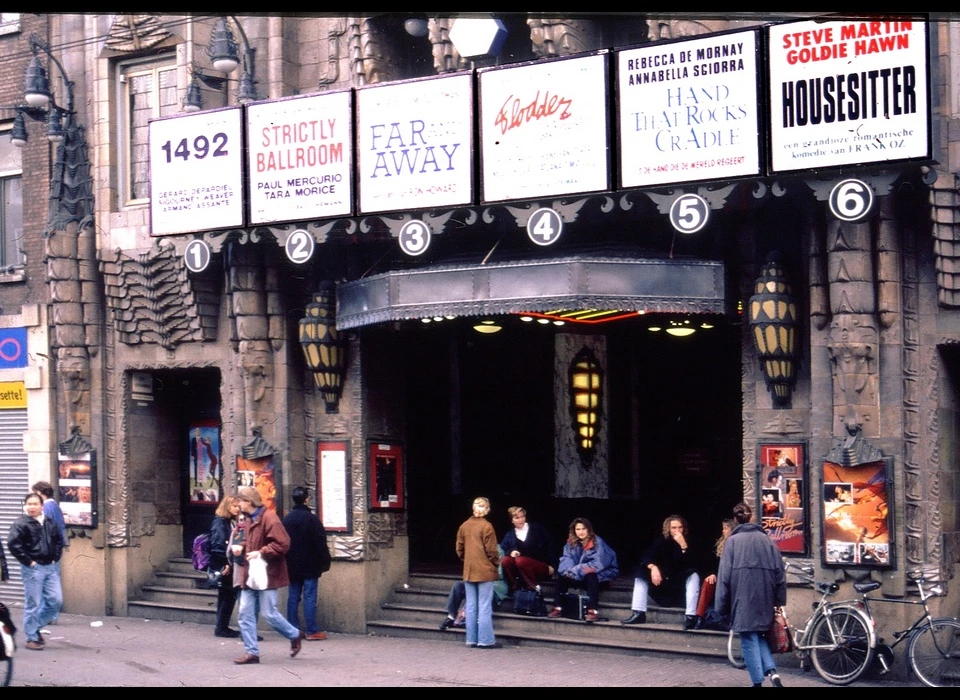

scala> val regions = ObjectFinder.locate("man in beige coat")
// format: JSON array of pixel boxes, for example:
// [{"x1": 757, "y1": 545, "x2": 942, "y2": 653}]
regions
[{"x1": 455, "y1": 496, "x2": 501, "y2": 649}]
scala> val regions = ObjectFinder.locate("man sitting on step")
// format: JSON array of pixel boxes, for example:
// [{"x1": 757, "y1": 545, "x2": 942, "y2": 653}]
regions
[{"x1": 621, "y1": 515, "x2": 702, "y2": 631}]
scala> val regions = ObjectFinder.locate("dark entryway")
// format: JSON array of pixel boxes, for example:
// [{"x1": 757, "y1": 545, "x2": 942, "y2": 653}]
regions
[{"x1": 403, "y1": 314, "x2": 743, "y2": 572}]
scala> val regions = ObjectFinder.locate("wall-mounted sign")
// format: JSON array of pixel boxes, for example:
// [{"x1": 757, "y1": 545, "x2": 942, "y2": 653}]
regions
[
  {"x1": 58, "y1": 448, "x2": 96, "y2": 529},
  {"x1": 317, "y1": 440, "x2": 351, "y2": 533},
  {"x1": 828, "y1": 178, "x2": 875, "y2": 221},
  {"x1": 759, "y1": 443, "x2": 807, "y2": 555},
  {"x1": 149, "y1": 107, "x2": 245, "y2": 236},
  {"x1": 0, "y1": 327, "x2": 27, "y2": 369},
  {"x1": 183, "y1": 239, "x2": 211, "y2": 273},
  {"x1": 368, "y1": 441, "x2": 404, "y2": 511},
  {"x1": 527, "y1": 207, "x2": 563, "y2": 246},
  {"x1": 480, "y1": 52, "x2": 610, "y2": 203},
  {"x1": 357, "y1": 73, "x2": 474, "y2": 214},
  {"x1": 821, "y1": 457, "x2": 893, "y2": 568},
  {"x1": 768, "y1": 18, "x2": 930, "y2": 174},
  {"x1": 247, "y1": 91, "x2": 354, "y2": 224},
  {"x1": 617, "y1": 28, "x2": 762, "y2": 188},
  {"x1": 285, "y1": 229, "x2": 315, "y2": 264},
  {"x1": 669, "y1": 193, "x2": 710, "y2": 233},
  {"x1": 398, "y1": 219, "x2": 432, "y2": 256},
  {"x1": 0, "y1": 381, "x2": 25, "y2": 409}
]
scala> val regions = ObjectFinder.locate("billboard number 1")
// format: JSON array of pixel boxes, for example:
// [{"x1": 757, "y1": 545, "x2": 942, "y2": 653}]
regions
[{"x1": 184, "y1": 239, "x2": 211, "y2": 273}]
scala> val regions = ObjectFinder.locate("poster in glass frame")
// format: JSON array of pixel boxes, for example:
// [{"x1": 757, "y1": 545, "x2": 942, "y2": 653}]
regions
[
  {"x1": 236, "y1": 453, "x2": 279, "y2": 512},
  {"x1": 187, "y1": 420, "x2": 222, "y2": 505},
  {"x1": 317, "y1": 440, "x2": 351, "y2": 533},
  {"x1": 821, "y1": 456, "x2": 893, "y2": 569},
  {"x1": 58, "y1": 449, "x2": 97, "y2": 528},
  {"x1": 758, "y1": 443, "x2": 807, "y2": 555},
  {"x1": 368, "y1": 441, "x2": 404, "y2": 511}
]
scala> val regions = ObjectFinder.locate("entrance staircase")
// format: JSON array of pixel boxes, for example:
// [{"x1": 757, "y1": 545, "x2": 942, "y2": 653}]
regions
[
  {"x1": 126, "y1": 556, "x2": 218, "y2": 625},
  {"x1": 367, "y1": 570, "x2": 732, "y2": 660}
]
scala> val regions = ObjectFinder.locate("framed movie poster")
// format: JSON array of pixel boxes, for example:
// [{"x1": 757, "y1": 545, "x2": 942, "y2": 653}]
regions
[
  {"x1": 236, "y1": 453, "x2": 278, "y2": 512},
  {"x1": 368, "y1": 441, "x2": 404, "y2": 511},
  {"x1": 58, "y1": 449, "x2": 96, "y2": 528},
  {"x1": 187, "y1": 421, "x2": 222, "y2": 505},
  {"x1": 317, "y1": 440, "x2": 351, "y2": 533},
  {"x1": 758, "y1": 443, "x2": 807, "y2": 555},
  {"x1": 821, "y1": 457, "x2": 893, "y2": 569}
]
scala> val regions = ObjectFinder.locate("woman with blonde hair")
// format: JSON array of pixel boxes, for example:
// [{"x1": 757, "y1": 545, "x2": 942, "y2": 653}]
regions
[
  {"x1": 499, "y1": 505, "x2": 556, "y2": 593},
  {"x1": 455, "y1": 496, "x2": 501, "y2": 649},
  {"x1": 210, "y1": 494, "x2": 241, "y2": 637}
]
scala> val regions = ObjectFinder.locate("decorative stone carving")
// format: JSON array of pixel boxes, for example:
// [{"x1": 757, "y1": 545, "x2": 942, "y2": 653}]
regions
[
  {"x1": 349, "y1": 15, "x2": 400, "y2": 85},
  {"x1": 528, "y1": 18, "x2": 597, "y2": 57},
  {"x1": 930, "y1": 173, "x2": 960, "y2": 307},
  {"x1": 99, "y1": 242, "x2": 220, "y2": 349},
  {"x1": 647, "y1": 17, "x2": 729, "y2": 41},
  {"x1": 103, "y1": 14, "x2": 174, "y2": 52}
]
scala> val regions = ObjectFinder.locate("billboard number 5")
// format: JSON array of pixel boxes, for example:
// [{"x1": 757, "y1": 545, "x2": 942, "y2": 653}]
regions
[
  {"x1": 829, "y1": 179, "x2": 874, "y2": 222},
  {"x1": 669, "y1": 194, "x2": 709, "y2": 234}
]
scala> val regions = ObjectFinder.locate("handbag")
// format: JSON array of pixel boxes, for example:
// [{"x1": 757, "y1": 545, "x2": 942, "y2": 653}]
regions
[
  {"x1": 202, "y1": 567, "x2": 223, "y2": 590},
  {"x1": 514, "y1": 588, "x2": 548, "y2": 617},
  {"x1": 767, "y1": 606, "x2": 794, "y2": 654},
  {"x1": 246, "y1": 556, "x2": 269, "y2": 591}
]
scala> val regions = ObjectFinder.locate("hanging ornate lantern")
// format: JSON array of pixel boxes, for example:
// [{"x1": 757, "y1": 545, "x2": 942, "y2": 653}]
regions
[
  {"x1": 299, "y1": 283, "x2": 346, "y2": 414},
  {"x1": 569, "y1": 346, "x2": 603, "y2": 466},
  {"x1": 749, "y1": 253, "x2": 798, "y2": 407}
]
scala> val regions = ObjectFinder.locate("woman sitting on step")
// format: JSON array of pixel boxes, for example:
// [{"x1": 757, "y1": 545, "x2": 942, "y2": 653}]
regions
[{"x1": 548, "y1": 517, "x2": 619, "y2": 623}]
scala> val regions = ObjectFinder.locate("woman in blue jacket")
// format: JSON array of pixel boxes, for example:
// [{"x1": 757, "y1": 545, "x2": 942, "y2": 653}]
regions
[{"x1": 547, "y1": 517, "x2": 619, "y2": 622}]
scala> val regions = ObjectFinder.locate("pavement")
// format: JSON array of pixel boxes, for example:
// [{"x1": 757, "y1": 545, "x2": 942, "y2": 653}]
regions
[{"x1": 6, "y1": 612, "x2": 922, "y2": 687}]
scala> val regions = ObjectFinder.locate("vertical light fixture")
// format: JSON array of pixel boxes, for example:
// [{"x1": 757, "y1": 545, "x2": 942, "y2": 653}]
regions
[
  {"x1": 569, "y1": 346, "x2": 602, "y2": 466},
  {"x1": 299, "y1": 283, "x2": 346, "y2": 413},
  {"x1": 749, "y1": 252, "x2": 798, "y2": 406}
]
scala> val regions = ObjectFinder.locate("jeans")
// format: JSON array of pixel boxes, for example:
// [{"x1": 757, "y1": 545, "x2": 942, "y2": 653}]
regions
[
  {"x1": 446, "y1": 581, "x2": 466, "y2": 618},
  {"x1": 21, "y1": 563, "x2": 62, "y2": 641},
  {"x1": 630, "y1": 572, "x2": 701, "y2": 615},
  {"x1": 740, "y1": 631, "x2": 777, "y2": 685},
  {"x1": 463, "y1": 581, "x2": 495, "y2": 647},
  {"x1": 238, "y1": 587, "x2": 300, "y2": 656},
  {"x1": 287, "y1": 577, "x2": 319, "y2": 635}
]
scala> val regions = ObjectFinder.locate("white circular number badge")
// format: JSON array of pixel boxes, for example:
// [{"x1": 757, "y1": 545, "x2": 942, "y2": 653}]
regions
[
  {"x1": 184, "y1": 239, "x2": 211, "y2": 273},
  {"x1": 527, "y1": 208, "x2": 563, "y2": 246},
  {"x1": 669, "y1": 194, "x2": 710, "y2": 234},
  {"x1": 399, "y1": 219, "x2": 431, "y2": 257},
  {"x1": 285, "y1": 229, "x2": 315, "y2": 264},
  {"x1": 829, "y1": 179, "x2": 874, "y2": 222}
]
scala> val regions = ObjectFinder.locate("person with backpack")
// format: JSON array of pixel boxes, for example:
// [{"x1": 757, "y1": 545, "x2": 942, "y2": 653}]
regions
[{"x1": 282, "y1": 486, "x2": 330, "y2": 641}]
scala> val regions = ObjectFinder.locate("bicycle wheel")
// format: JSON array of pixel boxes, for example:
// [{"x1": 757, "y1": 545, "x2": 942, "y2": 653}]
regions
[
  {"x1": 809, "y1": 608, "x2": 874, "y2": 685},
  {"x1": 727, "y1": 629, "x2": 746, "y2": 669},
  {"x1": 907, "y1": 618, "x2": 960, "y2": 687}
]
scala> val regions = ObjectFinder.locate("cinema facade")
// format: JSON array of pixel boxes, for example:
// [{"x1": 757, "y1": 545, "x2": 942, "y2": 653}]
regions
[{"x1": 4, "y1": 14, "x2": 958, "y2": 636}]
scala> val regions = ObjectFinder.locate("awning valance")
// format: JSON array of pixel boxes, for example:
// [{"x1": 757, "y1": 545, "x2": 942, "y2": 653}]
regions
[{"x1": 336, "y1": 256, "x2": 726, "y2": 330}]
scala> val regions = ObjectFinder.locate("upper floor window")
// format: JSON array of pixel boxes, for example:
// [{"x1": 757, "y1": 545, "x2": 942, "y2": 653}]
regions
[
  {"x1": 0, "y1": 129, "x2": 23, "y2": 270},
  {"x1": 0, "y1": 14, "x2": 20, "y2": 37},
  {"x1": 119, "y1": 56, "x2": 177, "y2": 205}
]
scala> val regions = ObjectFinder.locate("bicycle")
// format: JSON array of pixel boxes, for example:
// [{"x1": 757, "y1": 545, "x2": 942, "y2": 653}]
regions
[{"x1": 728, "y1": 561, "x2": 960, "y2": 686}]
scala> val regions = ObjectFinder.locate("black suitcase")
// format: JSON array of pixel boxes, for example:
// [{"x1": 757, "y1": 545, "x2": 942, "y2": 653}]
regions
[{"x1": 559, "y1": 592, "x2": 588, "y2": 620}]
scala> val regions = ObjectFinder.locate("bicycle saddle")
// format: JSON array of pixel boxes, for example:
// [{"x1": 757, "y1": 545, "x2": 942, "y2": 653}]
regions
[{"x1": 853, "y1": 580, "x2": 881, "y2": 593}]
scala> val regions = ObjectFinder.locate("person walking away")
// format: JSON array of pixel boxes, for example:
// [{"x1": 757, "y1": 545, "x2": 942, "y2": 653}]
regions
[
  {"x1": 210, "y1": 495, "x2": 241, "y2": 637},
  {"x1": 455, "y1": 496, "x2": 501, "y2": 649},
  {"x1": 230, "y1": 486, "x2": 303, "y2": 665},
  {"x1": 716, "y1": 502, "x2": 787, "y2": 687},
  {"x1": 283, "y1": 486, "x2": 330, "y2": 641},
  {"x1": 7, "y1": 493, "x2": 64, "y2": 650}
]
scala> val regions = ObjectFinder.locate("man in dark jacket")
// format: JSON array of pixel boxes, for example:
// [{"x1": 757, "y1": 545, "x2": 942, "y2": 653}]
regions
[
  {"x1": 7, "y1": 492, "x2": 65, "y2": 651},
  {"x1": 716, "y1": 501, "x2": 787, "y2": 687},
  {"x1": 622, "y1": 514, "x2": 702, "y2": 630},
  {"x1": 282, "y1": 486, "x2": 330, "y2": 641}
]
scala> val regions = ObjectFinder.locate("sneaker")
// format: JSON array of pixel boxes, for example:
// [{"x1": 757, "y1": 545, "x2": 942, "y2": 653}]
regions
[
  {"x1": 584, "y1": 609, "x2": 599, "y2": 623},
  {"x1": 767, "y1": 672, "x2": 783, "y2": 687},
  {"x1": 547, "y1": 607, "x2": 563, "y2": 618},
  {"x1": 25, "y1": 640, "x2": 43, "y2": 651}
]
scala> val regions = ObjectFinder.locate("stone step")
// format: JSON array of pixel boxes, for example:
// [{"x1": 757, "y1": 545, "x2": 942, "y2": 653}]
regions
[
  {"x1": 127, "y1": 599, "x2": 218, "y2": 625},
  {"x1": 137, "y1": 584, "x2": 218, "y2": 606}
]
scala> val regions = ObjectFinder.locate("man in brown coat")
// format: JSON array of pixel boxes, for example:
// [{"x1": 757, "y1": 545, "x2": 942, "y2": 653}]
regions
[
  {"x1": 231, "y1": 486, "x2": 303, "y2": 665},
  {"x1": 455, "y1": 496, "x2": 501, "y2": 649}
]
